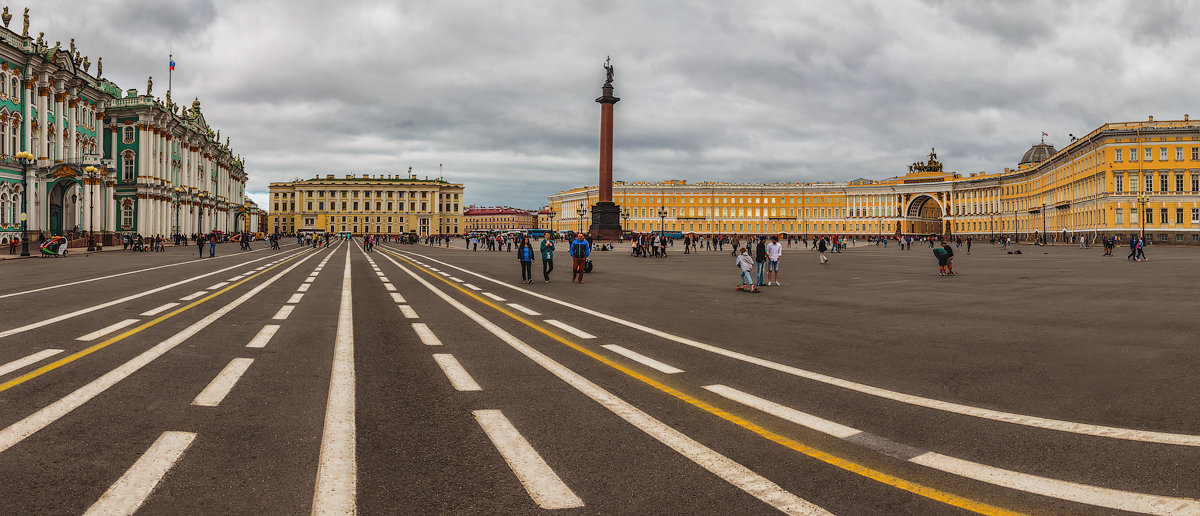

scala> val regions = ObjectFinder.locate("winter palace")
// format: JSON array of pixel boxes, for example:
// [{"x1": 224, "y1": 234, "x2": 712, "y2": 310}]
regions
[
  {"x1": 0, "y1": 8, "x2": 252, "y2": 248},
  {"x1": 549, "y1": 116, "x2": 1200, "y2": 244}
]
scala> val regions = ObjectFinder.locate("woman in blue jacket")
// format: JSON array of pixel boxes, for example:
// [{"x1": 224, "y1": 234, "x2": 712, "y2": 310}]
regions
[{"x1": 517, "y1": 237, "x2": 536, "y2": 284}]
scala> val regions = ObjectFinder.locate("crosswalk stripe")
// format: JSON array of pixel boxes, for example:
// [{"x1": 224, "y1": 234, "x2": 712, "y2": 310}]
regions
[
  {"x1": 411, "y1": 323, "x2": 442, "y2": 346},
  {"x1": 84, "y1": 431, "x2": 197, "y2": 516},
  {"x1": 602, "y1": 345, "x2": 683, "y2": 374},
  {"x1": 0, "y1": 349, "x2": 64, "y2": 378},
  {"x1": 140, "y1": 303, "x2": 180, "y2": 317},
  {"x1": 246, "y1": 325, "x2": 280, "y2": 349},
  {"x1": 507, "y1": 303, "x2": 540, "y2": 316},
  {"x1": 433, "y1": 354, "x2": 481, "y2": 391},
  {"x1": 543, "y1": 319, "x2": 595, "y2": 339},
  {"x1": 76, "y1": 319, "x2": 140, "y2": 342},
  {"x1": 192, "y1": 358, "x2": 255, "y2": 407},
  {"x1": 474, "y1": 410, "x2": 582, "y2": 509}
]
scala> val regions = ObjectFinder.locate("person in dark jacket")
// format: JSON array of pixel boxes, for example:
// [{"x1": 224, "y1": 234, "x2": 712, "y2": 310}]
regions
[
  {"x1": 754, "y1": 236, "x2": 768, "y2": 286},
  {"x1": 517, "y1": 237, "x2": 535, "y2": 284},
  {"x1": 569, "y1": 233, "x2": 590, "y2": 284}
]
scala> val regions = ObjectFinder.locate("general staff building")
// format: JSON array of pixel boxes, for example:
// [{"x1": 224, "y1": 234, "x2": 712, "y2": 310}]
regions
[{"x1": 548, "y1": 117, "x2": 1200, "y2": 244}]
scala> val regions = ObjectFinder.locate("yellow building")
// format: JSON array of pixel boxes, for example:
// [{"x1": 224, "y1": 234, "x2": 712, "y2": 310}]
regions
[
  {"x1": 268, "y1": 173, "x2": 464, "y2": 236},
  {"x1": 463, "y1": 206, "x2": 536, "y2": 232},
  {"x1": 548, "y1": 117, "x2": 1200, "y2": 244}
]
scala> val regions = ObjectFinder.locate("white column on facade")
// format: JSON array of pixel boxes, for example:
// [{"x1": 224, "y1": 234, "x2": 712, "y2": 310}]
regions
[
  {"x1": 36, "y1": 86, "x2": 47, "y2": 159},
  {"x1": 67, "y1": 89, "x2": 77, "y2": 161},
  {"x1": 21, "y1": 78, "x2": 30, "y2": 153}
]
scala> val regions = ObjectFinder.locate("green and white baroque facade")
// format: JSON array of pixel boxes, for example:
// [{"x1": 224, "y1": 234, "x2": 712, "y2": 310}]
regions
[{"x1": 0, "y1": 9, "x2": 247, "y2": 246}]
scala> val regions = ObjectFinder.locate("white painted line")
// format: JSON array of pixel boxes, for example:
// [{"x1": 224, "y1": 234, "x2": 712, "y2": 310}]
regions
[
  {"x1": 427, "y1": 267, "x2": 439, "y2": 271},
  {"x1": 304, "y1": 276, "x2": 316, "y2": 283},
  {"x1": 84, "y1": 431, "x2": 197, "y2": 516},
  {"x1": 375, "y1": 272, "x2": 384, "y2": 276},
  {"x1": 272, "y1": 305, "x2": 295, "y2": 320},
  {"x1": 398, "y1": 305, "x2": 419, "y2": 319},
  {"x1": 463, "y1": 283, "x2": 482, "y2": 291},
  {"x1": 433, "y1": 354, "x2": 482, "y2": 391},
  {"x1": 0, "y1": 243, "x2": 299, "y2": 301},
  {"x1": 378, "y1": 276, "x2": 390, "y2": 283},
  {"x1": 76, "y1": 319, "x2": 141, "y2": 342},
  {"x1": 313, "y1": 244, "x2": 357, "y2": 514},
  {"x1": 411, "y1": 323, "x2": 442, "y2": 346},
  {"x1": 543, "y1": 319, "x2": 595, "y2": 340},
  {"x1": 139, "y1": 303, "x2": 180, "y2": 317},
  {"x1": 0, "y1": 349, "x2": 64, "y2": 377},
  {"x1": 297, "y1": 283, "x2": 311, "y2": 292},
  {"x1": 482, "y1": 292, "x2": 506, "y2": 302},
  {"x1": 705, "y1": 385, "x2": 859, "y2": 438},
  {"x1": 207, "y1": 282, "x2": 229, "y2": 290},
  {"x1": 602, "y1": 345, "x2": 684, "y2": 375},
  {"x1": 474, "y1": 410, "x2": 581, "y2": 509},
  {"x1": 401, "y1": 250, "x2": 1200, "y2": 448},
  {"x1": 706, "y1": 384, "x2": 1200, "y2": 515},
  {"x1": 507, "y1": 303, "x2": 541, "y2": 316},
  {"x1": 287, "y1": 293, "x2": 304, "y2": 304},
  {"x1": 246, "y1": 325, "x2": 280, "y2": 349},
  {"x1": 383, "y1": 283, "x2": 396, "y2": 291},
  {"x1": 381, "y1": 252, "x2": 824, "y2": 515},
  {"x1": 191, "y1": 358, "x2": 255, "y2": 407},
  {"x1": 437, "y1": 272, "x2": 451, "y2": 277},
  {"x1": 309, "y1": 272, "x2": 319, "y2": 277},
  {"x1": 180, "y1": 291, "x2": 206, "y2": 301},
  {"x1": 227, "y1": 276, "x2": 244, "y2": 282},
  {"x1": 390, "y1": 293, "x2": 406, "y2": 303}
]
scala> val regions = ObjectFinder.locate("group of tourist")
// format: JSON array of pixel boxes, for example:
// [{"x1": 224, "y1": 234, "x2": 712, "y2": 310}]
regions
[
  {"x1": 122, "y1": 234, "x2": 168, "y2": 252},
  {"x1": 514, "y1": 233, "x2": 591, "y2": 284}
]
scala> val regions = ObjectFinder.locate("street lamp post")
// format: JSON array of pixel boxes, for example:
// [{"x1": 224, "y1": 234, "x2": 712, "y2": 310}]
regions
[
  {"x1": 658, "y1": 206, "x2": 667, "y2": 237},
  {"x1": 1137, "y1": 193, "x2": 1149, "y2": 241},
  {"x1": 198, "y1": 192, "x2": 206, "y2": 236},
  {"x1": 576, "y1": 207, "x2": 586, "y2": 234},
  {"x1": 16, "y1": 151, "x2": 34, "y2": 256},
  {"x1": 546, "y1": 209, "x2": 555, "y2": 238},
  {"x1": 172, "y1": 187, "x2": 183, "y2": 240},
  {"x1": 1042, "y1": 203, "x2": 1047, "y2": 245},
  {"x1": 84, "y1": 165, "x2": 100, "y2": 251},
  {"x1": 1013, "y1": 209, "x2": 1018, "y2": 244},
  {"x1": 621, "y1": 208, "x2": 629, "y2": 234}
]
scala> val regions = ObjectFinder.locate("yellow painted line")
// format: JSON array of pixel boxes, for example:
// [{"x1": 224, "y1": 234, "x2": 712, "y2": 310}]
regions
[
  {"x1": 0, "y1": 249, "x2": 315, "y2": 394},
  {"x1": 381, "y1": 249, "x2": 1025, "y2": 516}
]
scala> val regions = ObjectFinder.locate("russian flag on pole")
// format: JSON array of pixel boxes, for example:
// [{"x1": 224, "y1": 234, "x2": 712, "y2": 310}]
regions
[{"x1": 170, "y1": 59, "x2": 175, "y2": 71}]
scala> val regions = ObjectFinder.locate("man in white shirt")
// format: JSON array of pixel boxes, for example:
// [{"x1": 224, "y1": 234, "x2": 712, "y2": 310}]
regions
[{"x1": 765, "y1": 236, "x2": 783, "y2": 285}]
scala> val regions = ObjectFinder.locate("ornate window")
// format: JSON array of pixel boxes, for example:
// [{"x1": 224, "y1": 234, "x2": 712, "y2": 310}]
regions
[
  {"x1": 0, "y1": 192, "x2": 7, "y2": 226},
  {"x1": 122, "y1": 151, "x2": 135, "y2": 182},
  {"x1": 121, "y1": 201, "x2": 135, "y2": 229},
  {"x1": 8, "y1": 77, "x2": 16, "y2": 99},
  {"x1": 0, "y1": 120, "x2": 6, "y2": 155},
  {"x1": 123, "y1": 126, "x2": 134, "y2": 144}
]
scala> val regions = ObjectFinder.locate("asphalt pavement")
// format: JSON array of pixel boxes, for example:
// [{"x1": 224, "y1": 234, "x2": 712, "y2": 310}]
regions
[{"x1": 1, "y1": 237, "x2": 1197, "y2": 515}]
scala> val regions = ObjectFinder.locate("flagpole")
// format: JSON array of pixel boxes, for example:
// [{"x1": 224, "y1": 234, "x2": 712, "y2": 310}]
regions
[{"x1": 168, "y1": 53, "x2": 172, "y2": 97}]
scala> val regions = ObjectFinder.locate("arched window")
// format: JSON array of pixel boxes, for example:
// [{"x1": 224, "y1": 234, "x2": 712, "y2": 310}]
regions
[
  {"x1": 0, "y1": 76, "x2": 6, "y2": 97},
  {"x1": 9, "y1": 115, "x2": 17, "y2": 154},
  {"x1": 123, "y1": 126, "x2": 134, "y2": 143},
  {"x1": 121, "y1": 202, "x2": 134, "y2": 230},
  {"x1": 0, "y1": 192, "x2": 8, "y2": 225},
  {"x1": 0, "y1": 120, "x2": 6, "y2": 155},
  {"x1": 9, "y1": 77, "x2": 17, "y2": 99},
  {"x1": 122, "y1": 151, "x2": 135, "y2": 182}
]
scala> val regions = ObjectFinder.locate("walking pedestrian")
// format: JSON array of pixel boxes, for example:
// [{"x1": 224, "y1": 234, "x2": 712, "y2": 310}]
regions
[
  {"x1": 540, "y1": 237, "x2": 555, "y2": 283},
  {"x1": 817, "y1": 237, "x2": 828, "y2": 264},
  {"x1": 196, "y1": 235, "x2": 205, "y2": 258},
  {"x1": 765, "y1": 235, "x2": 782, "y2": 285},
  {"x1": 517, "y1": 237, "x2": 535, "y2": 284},
  {"x1": 208, "y1": 233, "x2": 217, "y2": 258},
  {"x1": 754, "y1": 237, "x2": 768, "y2": 286},
  {"x1": 569, "y1": 232, "x2": 590, "y2": 284}
]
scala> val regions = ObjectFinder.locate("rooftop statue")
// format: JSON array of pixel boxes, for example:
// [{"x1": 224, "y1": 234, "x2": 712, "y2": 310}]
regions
[
  {"x1": 96, "y1": 57, "x2": 103, "y2": 78},
  {"x1": 23, "y1": 8, "x2": 28, "y2": 38},
  {"x1": 2, "y1": 7, "x2": 11, "y2": 28},
  {"x1": 146, "y1": 76, "x2": 152, "y2": 96}
]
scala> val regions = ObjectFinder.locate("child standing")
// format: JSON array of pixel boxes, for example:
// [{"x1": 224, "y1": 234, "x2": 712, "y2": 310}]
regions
[{"x1": 736, "y1": 247, "x2": 757, "y2": 292}]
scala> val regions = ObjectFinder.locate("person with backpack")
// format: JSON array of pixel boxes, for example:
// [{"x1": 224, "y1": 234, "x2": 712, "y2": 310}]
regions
[
  {"x1": 540, "y1": 237, "x2": 555, "y2": 283},
  {"x1": 569, "y1": 233, "x2": 590, "y2": 284}
]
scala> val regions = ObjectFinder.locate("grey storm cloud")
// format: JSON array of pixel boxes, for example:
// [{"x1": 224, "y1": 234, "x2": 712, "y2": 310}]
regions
[{"x1": 26, "y1": 0, "x2": 1200, "y2": 209}]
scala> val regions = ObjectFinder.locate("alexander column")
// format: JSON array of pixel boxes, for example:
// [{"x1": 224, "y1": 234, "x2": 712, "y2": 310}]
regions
[{"x1": 590, "y1": 56, "x2": 623, "y2": 239}]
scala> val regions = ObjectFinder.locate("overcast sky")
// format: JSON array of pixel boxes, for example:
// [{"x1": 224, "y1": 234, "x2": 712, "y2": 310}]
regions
[{"x1": 33, "y1": 0, "x2": 1200, "y2": 209}]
